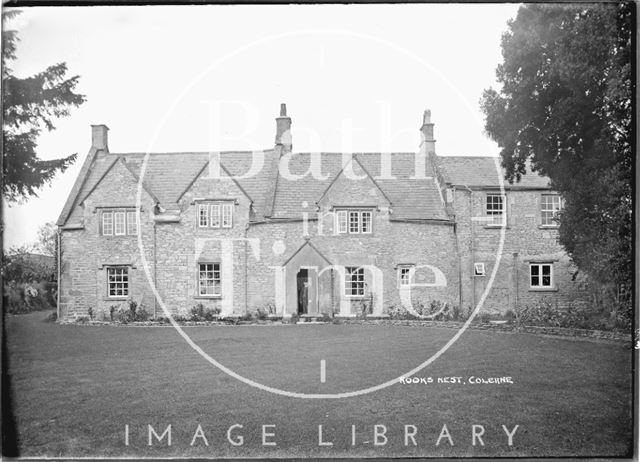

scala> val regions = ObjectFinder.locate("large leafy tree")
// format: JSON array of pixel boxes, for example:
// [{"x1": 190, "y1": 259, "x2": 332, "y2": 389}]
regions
[
  {"x1": 481, "y1": 3, "x2": 633, "y2": 289},
  {"x1": 2, "y1": 9, "x2": 86, "y2": 202}
]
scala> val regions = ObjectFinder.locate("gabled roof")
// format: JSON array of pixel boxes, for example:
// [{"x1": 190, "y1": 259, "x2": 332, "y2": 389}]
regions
[
  {"x1": 437, "y1": 155, "x2": 551, "y2": 189},
  {"x1": 271, "y1": 152, "x2": 448, "y2": 220},
  {"x1": 56, "y1": 147, "x2": 98, "y2": 226}
]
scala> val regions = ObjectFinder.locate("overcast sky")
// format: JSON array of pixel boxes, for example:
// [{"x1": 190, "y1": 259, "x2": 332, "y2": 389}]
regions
[{"x1": 3, "y1": 4, "x2": 520, "y2": 249}]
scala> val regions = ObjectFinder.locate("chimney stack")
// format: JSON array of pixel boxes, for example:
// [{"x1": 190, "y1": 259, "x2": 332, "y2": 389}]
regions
[
  {"x1": 419, "y1": 110, "x2": 435, "y2": 155},
  {"x1": 275, "y1": 103, "x2": 292, "y2": 152},
  {"x1": 91, "y1": 124, "x2": 109, "y2": 152}
]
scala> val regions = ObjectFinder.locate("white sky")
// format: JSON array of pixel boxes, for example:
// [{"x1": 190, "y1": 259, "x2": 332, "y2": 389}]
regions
[{"x1": 3, "y1": 4, "x2": 520, "y2": 249}]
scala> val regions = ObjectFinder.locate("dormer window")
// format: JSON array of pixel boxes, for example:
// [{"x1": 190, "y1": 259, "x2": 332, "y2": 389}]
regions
[
  {"x1": 198, "y1": 202, "x2": 233, "y2": 228},
  {"x1": 101, "y1": 209, "x2": 138, "y2": 236},
  {"x1": 335, "y1": 208, "x2": 373, "y2": 234}
]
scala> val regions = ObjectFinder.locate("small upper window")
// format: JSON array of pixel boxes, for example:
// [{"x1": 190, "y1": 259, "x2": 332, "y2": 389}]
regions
[
  {"x1": 196, "y1": 202, "x2": 233, "y2": 228},
  {"x1": 398, "y1": 265, "x2": 414, "y2": 287},
  {"x1": 486, "y1": 194, "x2": 505, "y2": 226},
  {"x1": 530, "y1": 263, "x2": 553, "y2": 288},
  {"x1": 474, "y1": 262, "x2": 486, "y2": 276},
  {"x1": 336, "y1": 209, "x2": 374, "y2": 234},
  {"x1": 102, "y1": 209, "x2": 137, "y2": 236},
  {"x1": 102, "y1": 211, "x2": 114, "y2": 235},
  {"x1": 541, "y1": 194, "x2": 562, "y2": 227},
  {"x1": 127, "y1": 211, "x2": 138, "y2": 236}
]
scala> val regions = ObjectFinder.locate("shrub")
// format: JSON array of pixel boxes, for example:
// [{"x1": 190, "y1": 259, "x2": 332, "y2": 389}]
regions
[
  {"x1": 289, "y1": 313, "x2": 299, "y2": 324},
  {"x1": 116, "y1": 305, "x2": 132, "y2": 324},
  {"x1": 87, "y1": 307, "x2": 94, "y2": 320},
  {"x1": 239, "y1": 311, "x2": 254, "y2": 322},
  {"x1": 190, "y1": 303, "x2": 220, "y2": 321},
  {"x1": 109, "y1": 305, "x2": 118, "y2": 322},
  {"x1": 76, "y1": 315, "x2": 90, "y2": 323},
  {"x1": 45, "y1": 311, "x2": 57, "y2": 322},
  {"x1": 255, "y1": 308, "x2": 268, "y2": 321},
  {"x1": 318, "y1": 312, "x2": 332, "y2": 322}
]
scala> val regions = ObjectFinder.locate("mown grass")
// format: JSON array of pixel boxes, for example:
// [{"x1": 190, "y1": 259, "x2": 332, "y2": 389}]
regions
[{"x1": 4, "y1": 311, "x2": 633, "y2": 458}]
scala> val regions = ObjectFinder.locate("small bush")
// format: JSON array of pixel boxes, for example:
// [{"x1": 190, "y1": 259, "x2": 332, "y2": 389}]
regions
[
  {"x1": 76, "y1": 315, "x2": 90, "y2": 323},
  {"x1": 189, "y1": 303, "x2": 220, "y2": 321},
  {"x1": 87, "y1": 307, "x2": 94, "y2": 320},
  {"x1": 255, "y1": 308, "x2": 268, "y2": 321},
  {"x1": 239, "y1": 311, "x2": 254, "y2": 322},
  {"x1": 45, "y1": 311, "x2": 57, "y2": 322},
  {"x1": 289, "y1": 313, "x2": 299, "y2": 324},
  {"x1": 109, "y1": 305, "x2": 118, "y2": 322}
]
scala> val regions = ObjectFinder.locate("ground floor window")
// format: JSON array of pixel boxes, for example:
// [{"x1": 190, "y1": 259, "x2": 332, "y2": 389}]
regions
[
  {"x1": 397, "y1": 265, "x2": 414, "y2": 286},
  {"x1": 345, "y1": 266, "x2": 365, "y2": 296},
  {"x1": 530, "y1": 263, "x2": 553, "y2": 288},
  {"x1": 107, "y1": 267, "x2": 129, "y2": 298},
  {"x1": 199, "y1": 263, "x2": 221, "y2": 296}
]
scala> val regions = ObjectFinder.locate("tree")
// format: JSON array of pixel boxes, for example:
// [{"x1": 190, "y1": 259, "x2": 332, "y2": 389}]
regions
[
  {"x1": 481, "y1": 3, "x2": 632, "y2": 291},
  {"x1": 2, "y1": 9, "x2": 86, "y2": 202},
  {"x1": 34, "y1": 222, "x2": 57, "y2": 256}
]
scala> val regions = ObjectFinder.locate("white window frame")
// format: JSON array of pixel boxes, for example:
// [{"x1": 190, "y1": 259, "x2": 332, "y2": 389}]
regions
[
  {"x1": 397, "y1": 265, "x2": 414, "y2": 287},
  {"x1": 336, "y1": 210, "x2": 348, "y2": 234},
  {"x1": 114, "y1": 211, "x2": 126, "y2": 236},
  {"x1": 210, "y1": 204, "x2": 221, "y2": 228},
  {"x1": 530, "y1": 263, "x2": 553, "y2": 288},
  {"x1": 102, "y1": 211, "x2": 114, "y2": 236},
  {"x1": 486, "y1": 194, "x2": 506, "y2": 226},
  {"x1": 198, "y1": 204, "x2": 209, "y2": 228},
  {"x1": 107, "y1": 267, "x2": 129, "y2": 298},
  {"x1": 361, "y1": 211, "x2": 372, "y2": 234},
  {"x1": 198, "y1": 263, "x2": 221, "y2": 297},
  {"x1": 337, "y1": 209, "x2": 374, "y2": 234},
  {"x1": 541, "y1": 194, "x2": 562, "y2": 227},
  {"x1": 344, "y1": 266, "x2": 365, "y2": 297},
  {"x1": 474, "y1": 262, "x2": 486, "y2": 276},
  {"x1": 348, "y1": 211, "x2": 360, "y2": 233},
  {"x1": 127, "y1": 211, "x2": 138, "y2": 236},
  {"x1": 222, "y1": 203, "x2": 233, "y2": 228}
]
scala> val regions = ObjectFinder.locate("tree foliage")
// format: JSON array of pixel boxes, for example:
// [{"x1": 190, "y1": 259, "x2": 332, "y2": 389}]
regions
[
  {"x1": 33, "y1": 221, "x2": 57, "y2": 256},
  {"x1": 481, "y1": 3, "x2": 633, "y2": 288},
  {"x1": 2, "y1": 9, "x2": 86, "y2": 202}
]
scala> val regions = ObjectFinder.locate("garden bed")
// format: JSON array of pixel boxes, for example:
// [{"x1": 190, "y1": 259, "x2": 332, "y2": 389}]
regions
[{"x1": 56, "y1": 313, "x2": 632, "y2": 342}]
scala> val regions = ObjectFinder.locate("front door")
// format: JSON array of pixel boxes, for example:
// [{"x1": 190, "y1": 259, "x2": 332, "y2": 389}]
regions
[{"x1": 296, "y1": 268, "x2": 318, "y2": 315}]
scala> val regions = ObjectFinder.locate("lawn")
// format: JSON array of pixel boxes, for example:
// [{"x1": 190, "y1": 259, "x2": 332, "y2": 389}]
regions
[{"x1": 4, "y1": 312, "x2": 634, "y2": 458}]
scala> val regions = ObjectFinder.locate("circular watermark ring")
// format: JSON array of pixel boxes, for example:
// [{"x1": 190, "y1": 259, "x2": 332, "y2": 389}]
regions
[{"x1": 135, "y1": 28, "x2": 507, "y2": 399}]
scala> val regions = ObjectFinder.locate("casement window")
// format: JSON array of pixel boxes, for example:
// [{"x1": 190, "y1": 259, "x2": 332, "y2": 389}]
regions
[
  {"x1": 530, "y1": 263, "x2": 553, "y2": 288},
  {"x1": 196, "y1": 202, "x2": 232, "y2": 228},
  {"x1": 107, "y1": 267, "x2": 129, "y2": 298},
  {"x1": 336, "y1": 210, "x2": 348, "y2": 234},
  {"x1": 114, "y1": 212, "x2": 126, "y2": 235},
  {"x1": 486, "y1": 194, "x2": 506, "y2": 226},
  {"x1": 211, "y1": 204, "x2": 221, "y2": 228},
  {"x1": 336, "y1": 209, "x2": 374, "y2": 234},
  {"x1": 398, "y1": 265, "x2": 414, "y2": 287},
  {"x1": 541, "y1": 194, "x2": 562, "y2": 227},
  {"x1": 222, "y1": 204, "x2": 233, "y2": 228},
  {"x1": 101, "y1": 209, "x2": 137, "y2": 236},
  {"x1": 344, "y1": 266, "x2": 365, "y2": 297},
  {"x1": 102, "y1": 212, "x2": 114, "y2": 235},
  {"x1": 127, "y1": 211, "x2": 138, "y2": 236},
  {"x1": 198, "y1": 263, "x2": 221, "y2": 297},
  {"x1": 474, "y1": 262, "x2": 486, "y2": 276},
  {"x1": 198, "y1": 204, "x2": 209, "y2": 227}
]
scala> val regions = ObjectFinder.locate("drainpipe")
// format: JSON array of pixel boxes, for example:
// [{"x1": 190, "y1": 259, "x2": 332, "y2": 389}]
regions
[
  {"x1": 153, "y1": 218, "x2": 157, "y2": 319},
  {"x1": 56, "y1": 229, "x2": 61, "y2": 321},
  {"x1": 244, "y1": 219, "x2": 250, "y2": 314},
  {"x1": 461, "y1": 184, "x2": 475, "y2": 309}
]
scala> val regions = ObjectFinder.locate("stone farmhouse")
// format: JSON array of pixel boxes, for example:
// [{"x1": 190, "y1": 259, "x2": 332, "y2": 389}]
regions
[{"x1": 56, "y1": 105, "x2": 586, "y2": 320}]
